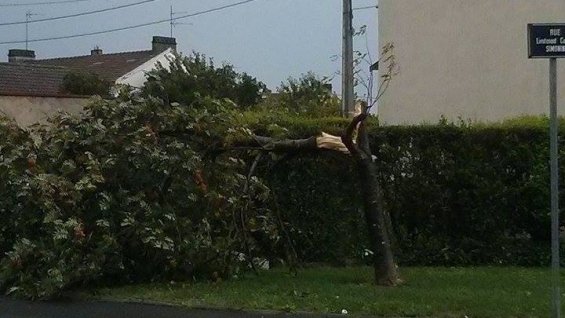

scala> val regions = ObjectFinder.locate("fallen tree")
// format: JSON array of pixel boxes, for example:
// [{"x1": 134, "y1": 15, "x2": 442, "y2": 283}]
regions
[
  {"x1": 220, "y1": 44, "x2": 400, "y2": 285},
  {"x1": 232, "y1": 42, "x2": 400, "y2": 285},
  {"x1": 232, "y1": 103, "x2": 399, "y2": 285},
  {"x1": 0, "y1": 48, "x2": 399, "y2": 299}
]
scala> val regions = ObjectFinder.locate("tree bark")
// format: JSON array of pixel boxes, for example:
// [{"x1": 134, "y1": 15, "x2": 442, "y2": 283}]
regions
[
  {"x1": 354, "y1": 122, "x2": 399, "y2": 286},
  {"x1": 230, "y1": 123, "x2": 400, "y2": 286}
]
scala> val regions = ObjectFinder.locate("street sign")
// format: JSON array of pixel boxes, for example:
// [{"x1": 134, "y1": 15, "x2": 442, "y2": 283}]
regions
[
  {"x1": 528, "y1": 24, "x2": 565, "y2": 58},
  {"x1": 528, "y1": 22, "x2": 563, "y2": 318}
]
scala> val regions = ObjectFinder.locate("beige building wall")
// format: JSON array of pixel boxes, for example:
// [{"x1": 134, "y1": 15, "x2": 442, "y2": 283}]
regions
[
  {"x1": 378, "y1": 0, "x2": 565, "y2": 125},
  {"x1": 0, "y1": 96, "x2": 88, "y2": 126}
]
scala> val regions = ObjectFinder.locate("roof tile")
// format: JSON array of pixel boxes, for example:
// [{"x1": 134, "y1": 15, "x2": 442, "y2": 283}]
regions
[
  {"x1": 0, "y1": 63, "x2": 72, "y2": 97},
  {"x1": 33, "y1": 50, "x2": 163, "y2": 82},
  {"x1": 0, "y1": 47, "x2": 167, "y2": 97}
]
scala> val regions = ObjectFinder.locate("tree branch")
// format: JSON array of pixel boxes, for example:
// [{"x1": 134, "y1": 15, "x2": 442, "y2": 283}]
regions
[
  {"x1": 241, "y1": 152, "x2": 264, "y2": 275},
  {"x1": 244, "y1": 152, "x2": 263, "y2": 193},
  {"x1": 252, "y1": 136, "x2": 318, "y2": 152},
  {"x1": 341, "y1": 113, "x2": 367, "y2": 155},
  {"x1": 233, "y1": 134, "x2": 350, "y2": 155}
]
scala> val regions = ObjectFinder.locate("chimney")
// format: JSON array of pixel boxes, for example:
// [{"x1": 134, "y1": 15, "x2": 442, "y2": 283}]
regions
[
  {"x1": 91, "y1": 46, "x2": 103, "y2": 56},
  {"x1": 152, "y1": 36, "x2": 177, "y2": 53},
  {"x1": 8, "y1": 49, "x2": 35, "y2": 63}
]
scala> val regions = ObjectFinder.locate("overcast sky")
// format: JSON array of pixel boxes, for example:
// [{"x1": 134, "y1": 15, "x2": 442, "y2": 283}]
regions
[{"x1": 0, "y1": 0, "x2": 378, "y2": 92}]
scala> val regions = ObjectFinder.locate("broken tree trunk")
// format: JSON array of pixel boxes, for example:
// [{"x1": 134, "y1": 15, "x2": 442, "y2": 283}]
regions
[
  {"x1": 348, "y1": 118, "x2": 399, "y2": 286},
  {"x1": 251, "y1": 134, "x2": 350, "y2": 154},
  {"x1": 236, "y1": 113, "x2": 399, "y2": 286}
]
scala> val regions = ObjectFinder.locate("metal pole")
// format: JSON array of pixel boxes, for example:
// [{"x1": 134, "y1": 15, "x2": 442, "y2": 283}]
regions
[
  {"x1": 170, "y1": 5, "x2": 173, "y2": 38},
  {"x1": 342, "y1": 0, "x2": 354, "y2": 117},
  {"x1": 550, "y1": 57, "x2": 561, "y2": 318},
  {"x1": 25, "y1": 11, "x2": 30, "y2": 50}
]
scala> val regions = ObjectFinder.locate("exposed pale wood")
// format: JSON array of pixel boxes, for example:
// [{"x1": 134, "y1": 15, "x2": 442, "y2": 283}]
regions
[
  {"x1": 315, "y1": 132, "x2": 350, "y2": 154},
  {"x1": 227, "y1": 107, "x2": 400, "y2": 286}
]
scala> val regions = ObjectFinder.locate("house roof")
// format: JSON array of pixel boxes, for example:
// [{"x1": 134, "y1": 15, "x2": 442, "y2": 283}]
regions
[
  {"x1": 0, "y1": 62, "x2": 76, "y2": 98},
  {"x1": 32, "y1": 50, "x2": 164, "y2": 82},
  {"x1": 1, "y1": 35, "x2": 175, "y2": 98}
]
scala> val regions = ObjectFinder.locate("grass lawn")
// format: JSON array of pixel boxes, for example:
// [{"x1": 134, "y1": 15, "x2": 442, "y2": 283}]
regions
[{"x1": 91, "y1": 267, "x2": 565, "y2": 317}]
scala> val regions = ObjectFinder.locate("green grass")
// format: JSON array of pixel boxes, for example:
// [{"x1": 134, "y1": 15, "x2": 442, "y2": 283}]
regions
[{"x1": 91, "y1": 267, "x2": 565, "y2": 317}]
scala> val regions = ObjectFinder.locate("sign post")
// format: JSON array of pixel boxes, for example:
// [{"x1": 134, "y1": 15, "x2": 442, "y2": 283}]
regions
[{"x1": 528, "y1": 23, "x2": 563, "y2": 318}]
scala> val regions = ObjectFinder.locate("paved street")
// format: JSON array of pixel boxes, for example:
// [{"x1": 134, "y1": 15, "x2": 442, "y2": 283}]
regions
[{"x1": 0, "y1": 298, "x2": 352, "y2": 318}]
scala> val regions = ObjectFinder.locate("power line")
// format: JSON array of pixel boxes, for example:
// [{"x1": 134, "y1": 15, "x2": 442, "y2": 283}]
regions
[
  {"x1": 0, "y1": 0, "x2": 155, "y2": 26},
  {"x1": 0, "y1": 0, "x2": 259, "y2": 45},
  {"x1": 0, "y1": 0, "x2": 94, "y2": 7}
]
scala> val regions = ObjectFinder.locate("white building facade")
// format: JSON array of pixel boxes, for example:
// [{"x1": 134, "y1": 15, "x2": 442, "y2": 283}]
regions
[{"x1": 378, "y1": 0, "x2": 565, "y2": 125}]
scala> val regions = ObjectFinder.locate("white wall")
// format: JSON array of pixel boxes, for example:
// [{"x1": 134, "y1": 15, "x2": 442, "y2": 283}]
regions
[
  {"x1": 116, "y1": 48, "x2": 175, "y2": 88},
  {"x1": 378, "y1": 0, "x2": 565, "y2": 125},
  {"x1": 0, "y1": 96, "x2": 87, "y2": 126}
]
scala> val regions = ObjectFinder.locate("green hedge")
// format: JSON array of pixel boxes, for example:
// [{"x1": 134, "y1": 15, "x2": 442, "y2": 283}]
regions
[
  {"x1": 3, "y1": 106, "x2": 564, "y2": 276},
  {"x1": 261, "y1": 117, "x2": 565, "y2": 266}
]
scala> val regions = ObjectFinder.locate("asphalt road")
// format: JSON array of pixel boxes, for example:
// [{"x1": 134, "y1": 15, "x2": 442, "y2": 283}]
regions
[{"x1": 0, "y1": 298, "x2": 349, "y2": 318}]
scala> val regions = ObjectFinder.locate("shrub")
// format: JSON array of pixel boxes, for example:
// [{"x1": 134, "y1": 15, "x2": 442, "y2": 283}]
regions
[
  {"x1": 0, "y1": 96, "x2": 281, "y2": 299},
  {"x1": 256, "y1": 72, "x2": 340, "y2": 117},
  {"x1": 2, "y1": 96, "x2": 564, "y2": 299},
  {"x1": 241, "y1": 115, "x2": 565, "y2": 266},
  {"x1": 61, "y1": 71, "x2": 112, "y2": 97},
  {"x1": 143, "y1": 53, "x2": 267, "y2": 109}
]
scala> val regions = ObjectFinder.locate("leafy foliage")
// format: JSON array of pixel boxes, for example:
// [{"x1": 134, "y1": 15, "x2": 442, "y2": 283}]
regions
[
  {"x1": 61, "y1": 71, "x2": 112, "y2": 97},
  {"x1": 0, "y1": 95, "x2": 282, "y2": 299},
  {"x1": 5, "y1": 101, "x2": 560, "y2": 299},
  {"x1": 143, "y1": 53, "x2": 267, "y2": 109},
  {"x1": 258, "y1": 117, "x2": 565, "y2": 266},
  {"x1": 373, "y1": 124, "x2": 554, "y2": 266},
  {"x1": 259, "y1": 72, "x2": 340, "y2": 116},
  {"x1": 4, "y1": 43, "x2": 563, "y2": 297}
]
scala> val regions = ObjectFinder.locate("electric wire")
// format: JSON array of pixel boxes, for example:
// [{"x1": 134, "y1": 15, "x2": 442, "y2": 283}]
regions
[
  {"x1": 0, "y1": 0, "x2": 155, "y2": 26},
  {"x1": 0, "y1": 0, "x2": 259, "y2": 45},
  {"x1": 0, "y1": 0, "x2": 94, "y2": 7}
]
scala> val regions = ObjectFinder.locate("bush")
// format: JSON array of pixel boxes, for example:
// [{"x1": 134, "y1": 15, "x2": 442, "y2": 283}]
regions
[
  {"x1": 244, "y1": 115, "x2": 565, "y2": 266},
  {"x1": 61, "y1": 71, "x2": 112, "y2": 97},
  {"x1": 371, "y1": 124, "x2": 553, "y2": 266},
  {"x1": 0, "y1": 97, "x2": 281, "y2": 299},
  {"x1": 2, "y1": 94, "x2": 564, "y2": 298},
  {"x1": 256, "y1": 72, "x2": 340, "y2": 117},
  {"x1": 143, "y1": 53, "x2": 267, "y2": 109}
]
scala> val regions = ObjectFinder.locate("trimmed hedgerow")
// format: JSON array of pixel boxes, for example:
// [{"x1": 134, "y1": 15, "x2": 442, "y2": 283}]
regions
[
  {"x1": 255, "y1": 115, "x2": 565, "y2": 266},
  {"x1": 2, "y1": 102, "x2": 565, "y2": 299}
]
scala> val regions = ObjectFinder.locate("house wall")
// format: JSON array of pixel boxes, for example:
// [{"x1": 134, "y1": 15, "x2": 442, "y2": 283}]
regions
[
  {"x1": 378, "y1": 0, "x2": 565, "y2": 125},
  {"x1": 0, "y1": 96, "x2": 88, "y2": 126},
  {"x1": 116, "y1": 48, "x2": 175, "y2": 88}
]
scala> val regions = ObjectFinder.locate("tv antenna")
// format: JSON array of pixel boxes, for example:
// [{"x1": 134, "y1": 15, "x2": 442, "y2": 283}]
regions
[
  {"x1": 25, "y1": 10, "x2": 40, "y2": 50},
  {"x1": 169, "y1": 5, "x2": 192, "y2": 38}
]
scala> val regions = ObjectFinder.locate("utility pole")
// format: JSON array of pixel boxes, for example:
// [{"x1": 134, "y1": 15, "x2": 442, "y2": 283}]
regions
[
  {"x1": 342, "y1": 0, "x2": 355, "y2": 117},
  {"x1": 170, "y1": 5, "x2": 174, "y2": 38}
]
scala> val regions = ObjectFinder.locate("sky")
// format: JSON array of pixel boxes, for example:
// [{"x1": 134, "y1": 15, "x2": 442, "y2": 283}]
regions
[{"x1": 0, "y1": 0, "x2": 378, "y2": 93}]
